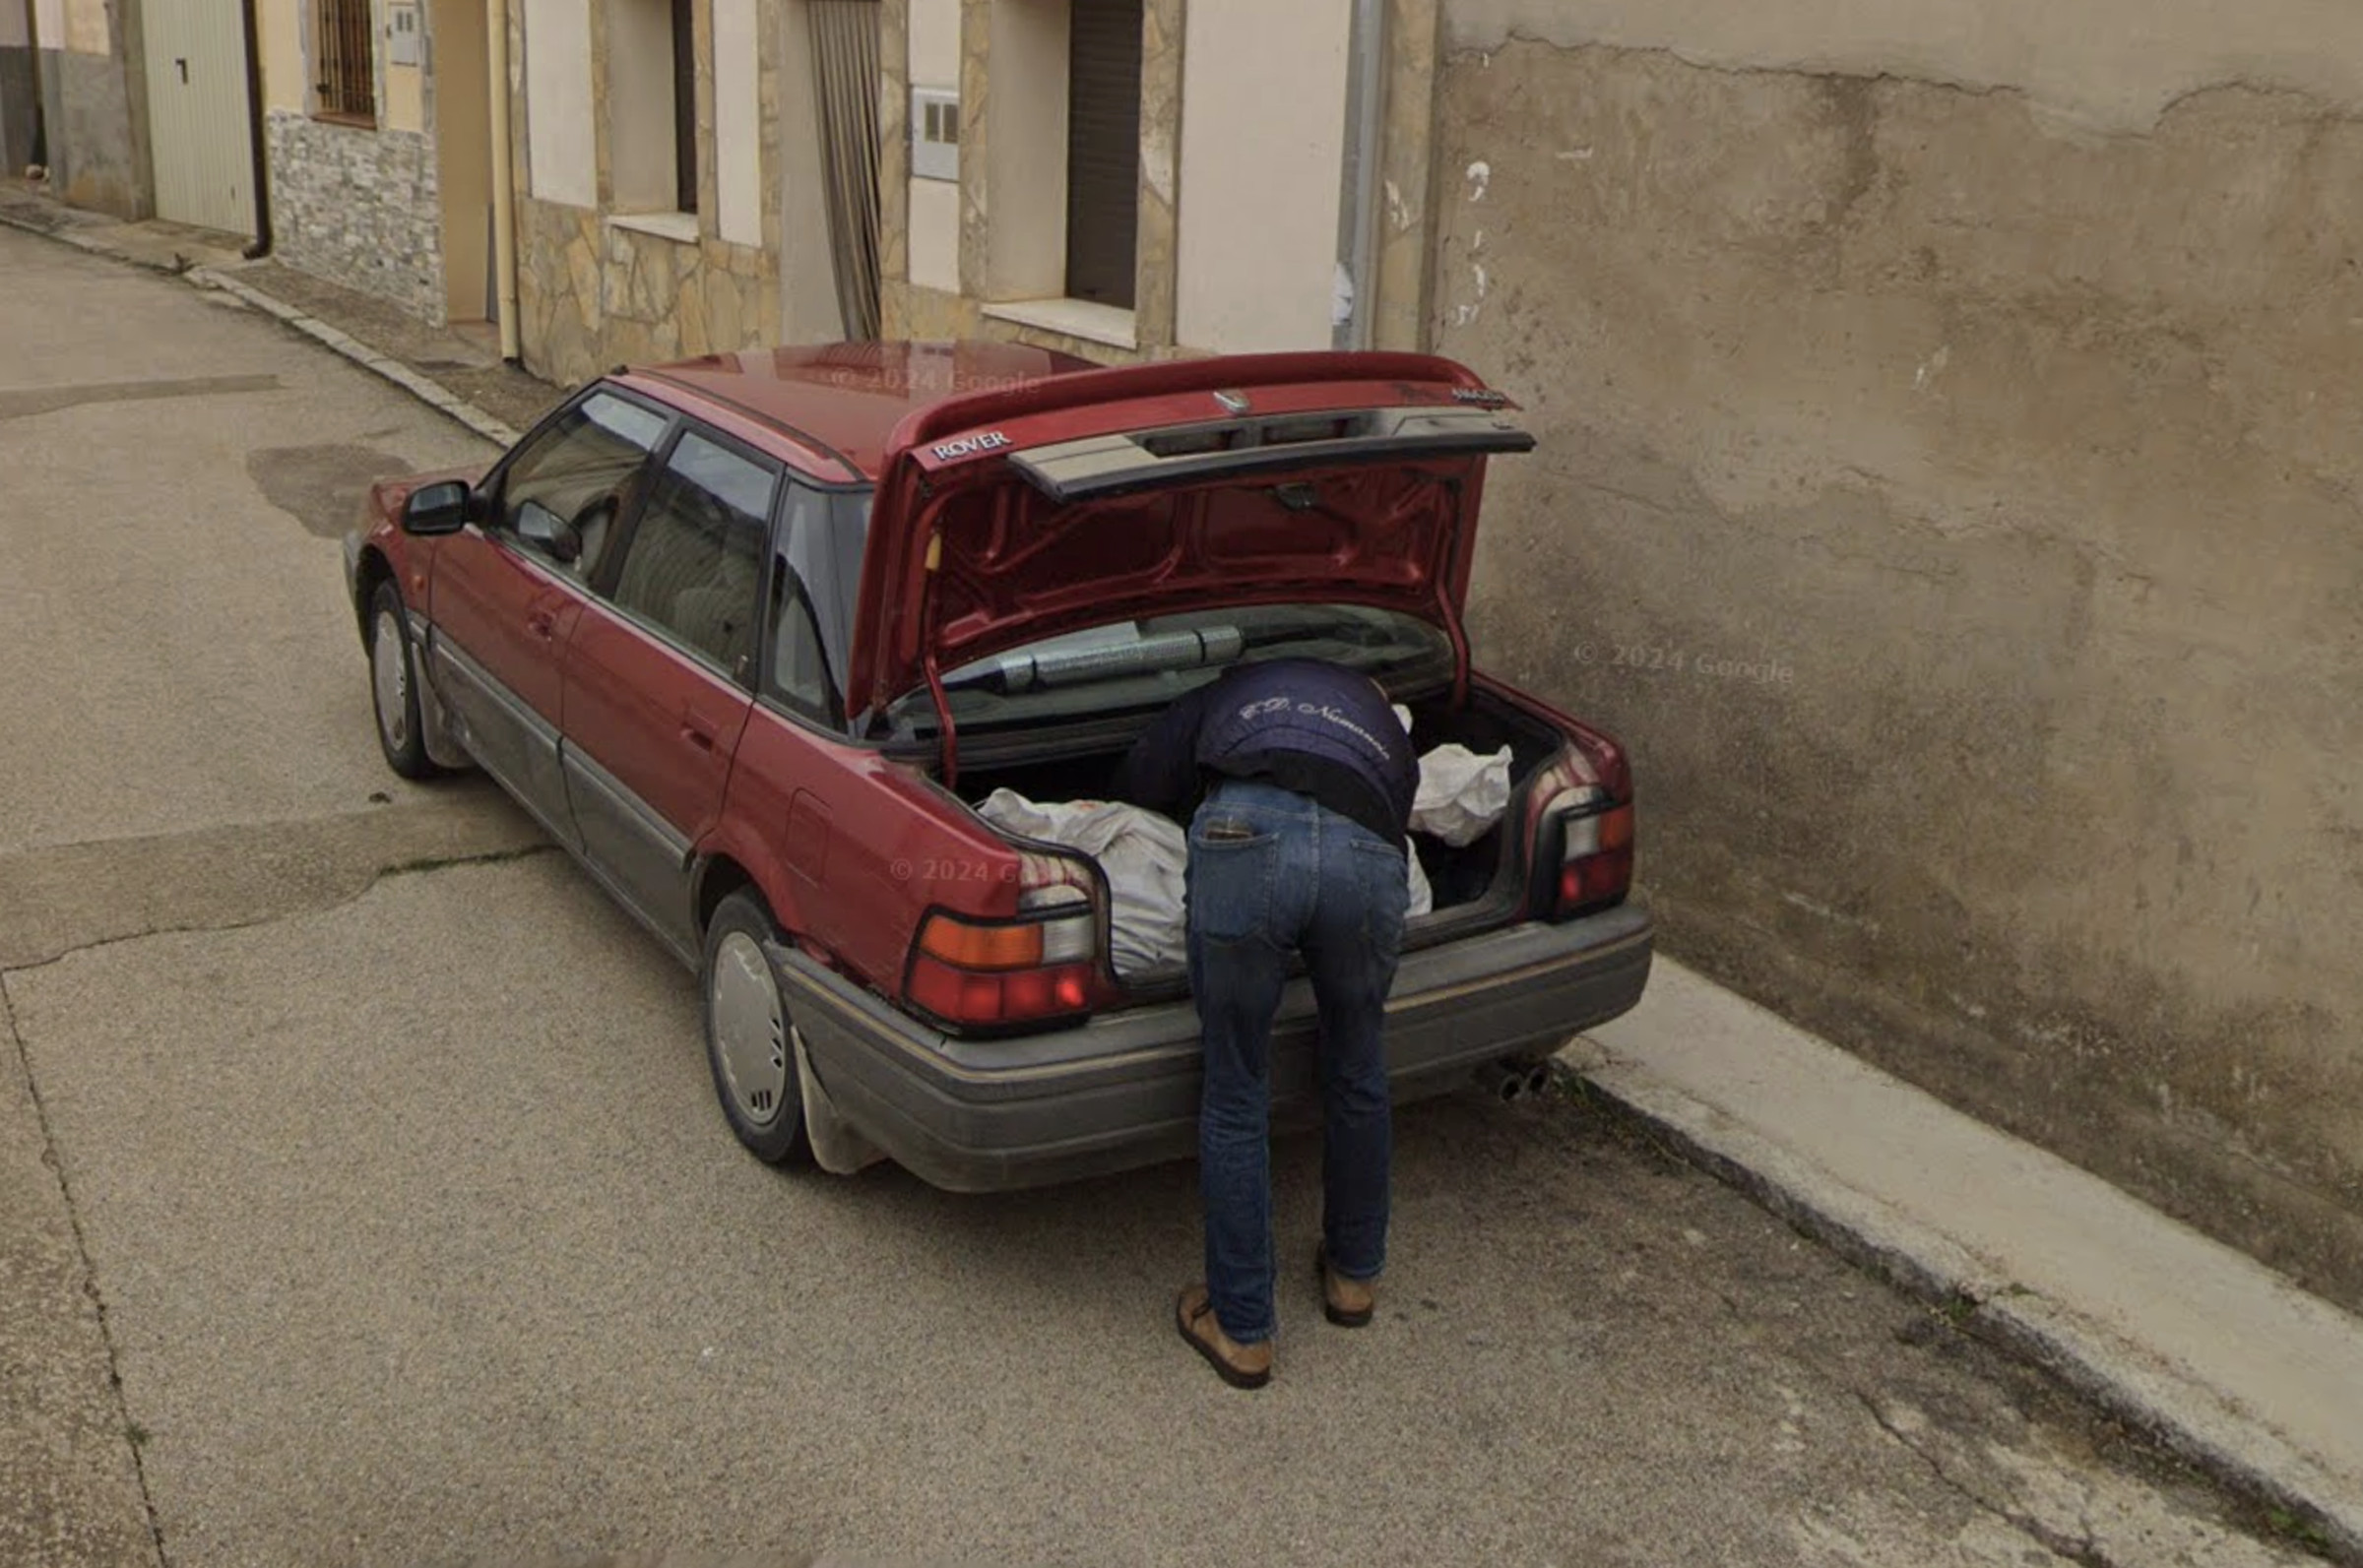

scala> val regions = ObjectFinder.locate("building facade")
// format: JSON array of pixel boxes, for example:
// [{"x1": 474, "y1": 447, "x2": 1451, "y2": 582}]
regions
[
  {"x1": 876, "y1": 0, "x2": 1441, "y2": 365},
  {"x1": 505, "y1": 0, "x2": 794, "y2": 382},
  {"x1": 11, "y1": 0, "x2": 157, "y2": 219},
  {"x1": 256, "y1": 0, "x2": 490, "y2": 325}
]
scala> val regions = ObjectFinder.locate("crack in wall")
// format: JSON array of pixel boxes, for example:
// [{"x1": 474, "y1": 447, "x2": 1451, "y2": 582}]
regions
[
  {"x1": 1448, "y1": 32, "x2": 2027, "y2": 108},
  {"x1": 1440, "y1": 24, "x2": 2363, "y2": 134}
]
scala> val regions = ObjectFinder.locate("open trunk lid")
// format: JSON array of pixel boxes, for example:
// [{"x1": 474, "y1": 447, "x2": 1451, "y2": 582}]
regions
[{"x1": 846, "y1": 352, "x2": 1535, "y2": 733}]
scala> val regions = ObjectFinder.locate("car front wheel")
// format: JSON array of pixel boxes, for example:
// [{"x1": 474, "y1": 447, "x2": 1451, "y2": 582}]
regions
[
  {"x1": 368, "y1": 579, "x2": 439, "y2": 781},
  {"x1": 701, "y1": 889, "x2": 814, "y2": 1166}
]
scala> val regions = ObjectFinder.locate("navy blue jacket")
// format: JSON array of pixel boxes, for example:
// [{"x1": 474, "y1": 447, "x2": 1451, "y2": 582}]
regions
[{"x1": 1120, "y1": 659, "x2": 1416, "y2": 847}]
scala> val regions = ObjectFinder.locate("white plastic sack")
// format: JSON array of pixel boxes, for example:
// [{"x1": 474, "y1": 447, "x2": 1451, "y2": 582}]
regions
[
  {"x1": 1394, "y1": 706, "x2": 1434, "y2": 916},
  {"x1": 1405, "y1": 840, "x2": 1434, "y2": 917},
  {"x1": 977, "y1": 790, "x2": 1188, "y2": 977},
  {"x1": 1412, "y1": 743, "x2": 1513, "y2": 847}
]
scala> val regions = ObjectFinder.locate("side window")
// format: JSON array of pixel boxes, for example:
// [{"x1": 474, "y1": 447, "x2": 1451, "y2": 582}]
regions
[
  {"x1": 765, "y1": 483, "x2": 844, "y2": 725},
  {"x1": 608, "y1": 429, "x2": 778, "y2": 678},
  {"x1": 494, "y1": 391, "x2": 671, "y2": 580}
]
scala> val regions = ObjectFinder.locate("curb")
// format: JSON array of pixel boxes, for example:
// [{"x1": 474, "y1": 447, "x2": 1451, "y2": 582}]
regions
[
  {"x1": 0, "y1": 202, "x2": 522, "y2": 450},
  {"x1": 186, "y1": 268, "x2": 523, "y2": 448},
  {"x1": 1565, "y1": 1044, "x2": 2363, "y2": 1565},
  {"x1": 0, "y1": 202, "x2": 150, "y2": 262}
]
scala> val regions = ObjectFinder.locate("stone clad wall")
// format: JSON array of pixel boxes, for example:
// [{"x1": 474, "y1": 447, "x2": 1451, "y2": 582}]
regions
[
  {"x1": 266, "y1": 110, "x2": 445, "y2": 323},
  {"x1": 1432, "y1": 8, "x2": 2363, "y2": 1310},
  {"x1": 514, "y1": 198, "x2": 779, "y2": 387}
]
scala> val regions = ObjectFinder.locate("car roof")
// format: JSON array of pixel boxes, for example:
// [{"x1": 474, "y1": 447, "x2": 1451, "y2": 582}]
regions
[{"x1": 630, "y1": 340, "x2": 1102, "y2": 483}]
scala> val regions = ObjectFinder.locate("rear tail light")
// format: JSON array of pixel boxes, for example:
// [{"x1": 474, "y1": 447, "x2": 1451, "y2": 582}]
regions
[
  {"x1": 1525, "y1": 751, "x2": 1636, "y2": 920},
  {"x1": 904, "y1": 850, "x2": 1100, "y2": 1031}
]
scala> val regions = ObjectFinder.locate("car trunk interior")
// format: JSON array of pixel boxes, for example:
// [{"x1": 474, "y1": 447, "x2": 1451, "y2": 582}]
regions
[{"x1": 946, "y1": 685, "x2": 1570, "y2": 986}]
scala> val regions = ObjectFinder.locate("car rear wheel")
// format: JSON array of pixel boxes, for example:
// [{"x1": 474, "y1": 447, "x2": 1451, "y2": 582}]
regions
[
  {"x1": 702, "y1": 889, "x2": 814, "y2": 1166},
  {"x1": 368, "y1": 579, "x2": 439, "y2": 781}
]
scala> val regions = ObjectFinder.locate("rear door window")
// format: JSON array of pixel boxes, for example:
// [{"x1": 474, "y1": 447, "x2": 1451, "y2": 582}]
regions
[{"x1": 605, "y1": 428, "x2": 781, "y2": 680}]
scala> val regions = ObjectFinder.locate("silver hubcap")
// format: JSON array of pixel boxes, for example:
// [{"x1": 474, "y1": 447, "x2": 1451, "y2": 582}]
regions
[
  {"x1": 372, "y1": 608, "x2": 410, "y2": 751},
  {"x1": 711, "y1": 932, "x2": 789, "y2": 1128}
]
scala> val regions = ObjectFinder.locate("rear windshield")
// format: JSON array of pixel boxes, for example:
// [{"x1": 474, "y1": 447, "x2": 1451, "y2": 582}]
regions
[{"x1": 880, "y1": 602, "x2": 1453, "y2": 743}]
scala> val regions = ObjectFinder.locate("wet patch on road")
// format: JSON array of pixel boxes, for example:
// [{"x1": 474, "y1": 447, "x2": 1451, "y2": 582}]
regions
[
  {"x1": 0, "y1": 374, "x2": 283, "y2": 422},
  {"x1": 245, "y1": 443, "x2": 419, "y2": 539}
]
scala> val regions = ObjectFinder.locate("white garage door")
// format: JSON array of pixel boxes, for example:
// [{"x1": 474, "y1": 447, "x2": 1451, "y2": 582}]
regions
[{"x1": 142, "y1": 0, "x2": 258, "y2": 235}]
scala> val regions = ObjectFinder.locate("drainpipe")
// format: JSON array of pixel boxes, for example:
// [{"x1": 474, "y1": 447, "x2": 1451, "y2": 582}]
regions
[
  {"x1": 1331, "y1": 0, "x2": 1386, "y2": 352},
  {"x1": 488, "y1": 0, "x2": 521, "y2": 361},
  {"x1": 238, "y1": 0, "x2": 272, "y2": 257}
]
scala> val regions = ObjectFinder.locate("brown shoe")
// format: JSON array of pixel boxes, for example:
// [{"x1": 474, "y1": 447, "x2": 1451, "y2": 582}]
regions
[
  {"x1": 1176, "y1": 1285, "x2": 1272, "y2": 1389},
  {"x1": 1316, "y1": 1245, "x2": 1375, "y2": 1328}
]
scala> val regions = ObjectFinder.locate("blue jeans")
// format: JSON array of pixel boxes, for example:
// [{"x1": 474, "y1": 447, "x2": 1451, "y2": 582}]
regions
[{"x1": 1186, "y1": 777, "x2": 1411, "y2": 1344}]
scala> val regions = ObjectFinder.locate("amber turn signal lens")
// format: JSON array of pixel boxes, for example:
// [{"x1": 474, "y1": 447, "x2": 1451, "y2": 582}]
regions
[{"x1": 917, "y1": 915, "x2": 1046, "y2": 971}]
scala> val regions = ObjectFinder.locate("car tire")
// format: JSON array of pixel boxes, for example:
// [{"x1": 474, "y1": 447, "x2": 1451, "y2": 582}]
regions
[
  {"x1": 701, "y1": 889, "x2": 815, "y2": 1167},
  {"x1": 367, "y1": 579, "x2": 440, "y2": 781}
]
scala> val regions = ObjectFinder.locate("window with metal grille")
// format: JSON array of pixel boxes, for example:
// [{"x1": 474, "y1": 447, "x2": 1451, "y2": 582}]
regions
[
  {"x1": 1063, "y1": 0, "x2": 1142, "y2": 308},
  {"x1": 314, "y1": 0, "x2": 377, "y2": 122}
]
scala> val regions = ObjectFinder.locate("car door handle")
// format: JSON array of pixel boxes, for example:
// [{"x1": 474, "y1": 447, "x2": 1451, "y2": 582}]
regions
[
  {"x1": 527, "y1": 609, "x2": 556, "y2": 639},
  {"x1": 681, "y1": 720, "x2": 717, "y2": 751}
]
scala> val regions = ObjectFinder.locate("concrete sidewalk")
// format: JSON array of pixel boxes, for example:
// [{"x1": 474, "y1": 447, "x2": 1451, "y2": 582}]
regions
[
  {"x1": 6, "y1": 176, "x2": 2359, "y2": 1563},
  {"x1": 1565, "y1": 958, "x2": 2363, "y2": 1561},
  {"x1": 0, "y1": 177, "x2": 559, "y2": 445}
]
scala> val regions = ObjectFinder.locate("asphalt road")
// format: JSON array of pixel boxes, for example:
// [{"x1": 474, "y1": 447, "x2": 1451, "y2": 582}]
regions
[{"x1": 0, "y1": 225, "x2": 2320, "y2": 1568}]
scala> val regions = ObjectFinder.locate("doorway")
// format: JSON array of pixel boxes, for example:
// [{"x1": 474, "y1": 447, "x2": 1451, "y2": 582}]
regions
[
  {"x1": 141, "y1": 0, "x2": 258, "y2": 235},
  {"x1": 430, "y1": 0, "x2": 493, "y2": 325},
  {"x1": 809, "y1": 0, "x2": 880, "y2": 341}
]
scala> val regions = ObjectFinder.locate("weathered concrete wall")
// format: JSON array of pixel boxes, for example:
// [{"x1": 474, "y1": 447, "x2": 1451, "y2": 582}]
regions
[
  {"x1": 266, "y1": 112, "x2": 447, "y2": 323},
  {"x1": 43, "y1": 41, "x2": 146, "y2": 217},
  {"x1": 1432, "y1": 17, "x2": 2363, "y2": 1310}
]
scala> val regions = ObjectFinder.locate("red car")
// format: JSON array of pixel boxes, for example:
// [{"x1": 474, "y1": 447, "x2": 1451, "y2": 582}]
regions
[{"x1": 342, "y1": 343, "x2": 1652, "y2": 1189}]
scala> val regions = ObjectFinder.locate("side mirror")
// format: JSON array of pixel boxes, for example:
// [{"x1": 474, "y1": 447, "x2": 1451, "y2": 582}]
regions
[
  {"x1": 402, "y1": 480, "x2": 472, "y2": 536},
  {"x1": 516, "y1": 506, "x2": 583, "y2": 565}
]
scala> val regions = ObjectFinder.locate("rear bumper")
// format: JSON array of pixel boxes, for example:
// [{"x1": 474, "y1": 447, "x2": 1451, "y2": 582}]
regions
[{"x1": 777, "y1": 896, "x2": 1654, "y2": 1193}]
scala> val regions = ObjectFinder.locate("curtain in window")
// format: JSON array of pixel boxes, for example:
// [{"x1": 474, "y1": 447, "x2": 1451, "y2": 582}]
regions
[{"x1": 811, "y1": 0, "x2": 883, "y2": 342}]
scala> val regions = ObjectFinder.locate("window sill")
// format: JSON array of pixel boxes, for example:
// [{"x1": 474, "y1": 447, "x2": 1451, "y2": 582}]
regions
[
  {"x1": 310, "y1": 110, "x2": 378, "y2": 131},
  {"x1": 982, "y1": 297, "x2": 1138, "y2": 351},
  {"x1": 608, "y1": 212, "x2": 701, "y2": 245}
]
